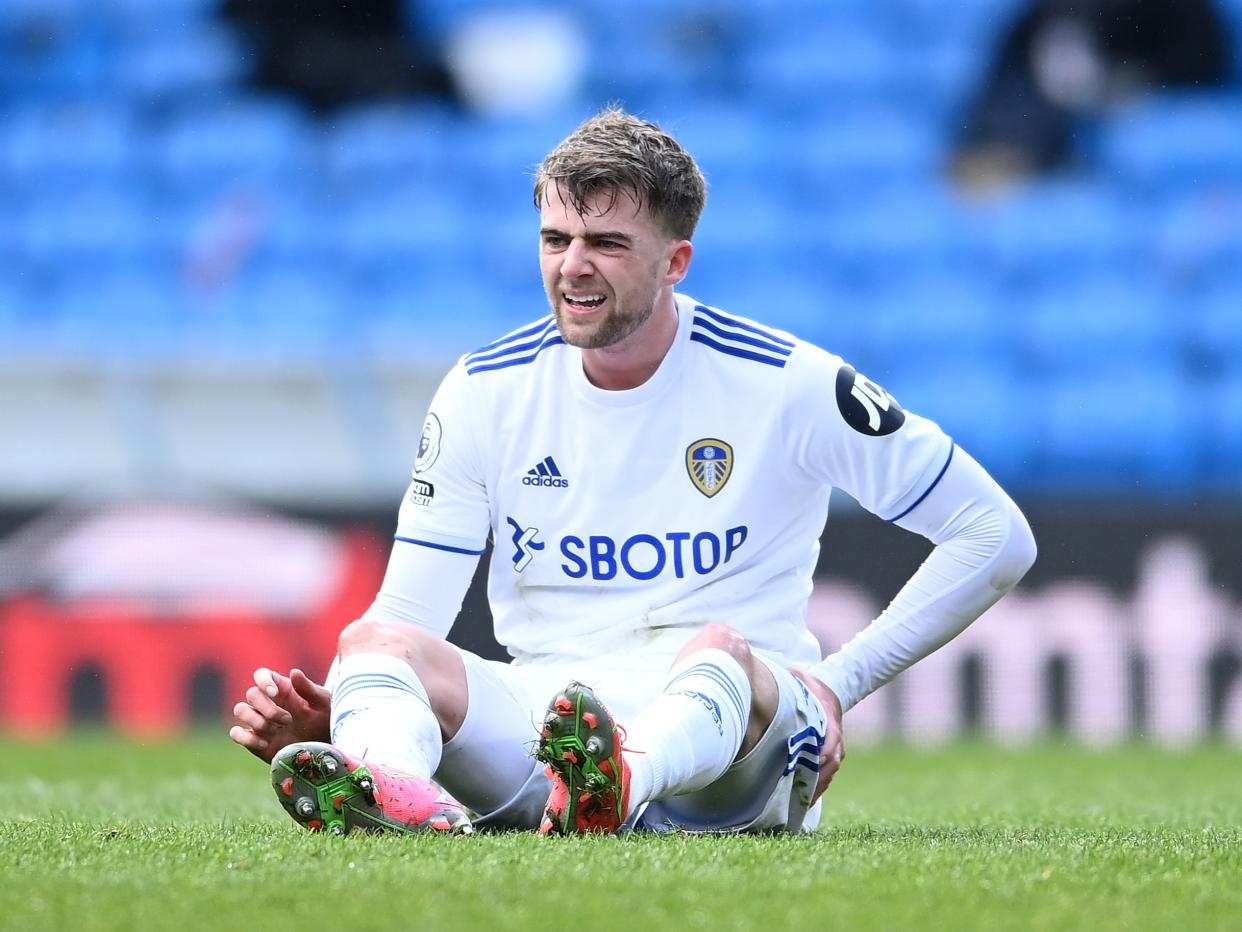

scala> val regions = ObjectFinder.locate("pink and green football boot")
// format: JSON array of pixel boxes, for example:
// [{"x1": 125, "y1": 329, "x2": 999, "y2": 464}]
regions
[
  {"x1": 271, "y1": 742, "x2": 472, "y2": 836},
  {"x1": 534, "y1": 683, "x2": 631, "y2": 835}
]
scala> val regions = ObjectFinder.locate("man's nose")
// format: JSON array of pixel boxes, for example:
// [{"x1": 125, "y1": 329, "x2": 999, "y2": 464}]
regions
[{"x1": 560, "y1": 239, "x2": 593, "y2": 278}]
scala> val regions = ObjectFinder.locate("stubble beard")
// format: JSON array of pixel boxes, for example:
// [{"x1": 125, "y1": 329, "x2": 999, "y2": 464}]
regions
[{"x1": 552, "y1": 294, "x2": 655, "y2": 350}]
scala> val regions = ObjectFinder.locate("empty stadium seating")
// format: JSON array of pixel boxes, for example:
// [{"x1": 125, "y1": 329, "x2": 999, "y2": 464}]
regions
[{"x1": 0, "y1": 0, "x2": 1238, "y2": 500}]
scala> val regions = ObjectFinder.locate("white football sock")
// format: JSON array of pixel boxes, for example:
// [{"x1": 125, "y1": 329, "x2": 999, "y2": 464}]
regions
[
  {"x1": 623, "y1": 648, "x2": 752, "y2": 806},
  {"x1": 330, "y1": 652, "x2": 442, "y2": 778}
]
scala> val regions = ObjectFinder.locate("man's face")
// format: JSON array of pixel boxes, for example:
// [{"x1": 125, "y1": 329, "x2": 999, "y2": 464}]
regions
[{"x1": 539, "y1": 183, "x2": 683, "y2": 350}]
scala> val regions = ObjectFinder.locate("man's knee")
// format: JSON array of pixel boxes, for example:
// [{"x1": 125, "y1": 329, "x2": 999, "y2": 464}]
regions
[
  {"x1": 681, "y1": 623, "x2": 777, "y2": 756},
  {"x1": 339, "y1": 618, "x2": 443, "y2": 665},
  {"x1": 336, "y1": 617, "x2": 467, "y2": 738},
  {"x1": 681, "y1": 623, "x2": 755, "y2": 670},
  {"x1": 339, "y1": 617, "x2": 410, "y2": 653}
]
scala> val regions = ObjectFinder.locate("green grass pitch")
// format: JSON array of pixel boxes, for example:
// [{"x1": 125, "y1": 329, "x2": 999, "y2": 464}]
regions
[{"x1": 2, "y1": 735, "x2": 1238, "y2": 931}]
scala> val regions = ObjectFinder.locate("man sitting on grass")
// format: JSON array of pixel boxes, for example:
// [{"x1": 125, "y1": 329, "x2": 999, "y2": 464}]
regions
[{"x1": 229, "y1": 108, "x2": 1036, "y2": 836}]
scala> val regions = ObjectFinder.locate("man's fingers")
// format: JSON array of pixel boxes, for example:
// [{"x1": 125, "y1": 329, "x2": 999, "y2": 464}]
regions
[
  {"x1": 228, "y1": 724, "x2": 270, "y2": 758},
  {"x1": 813, "y1": 744, "x2": 843, "y2": 802},
  {"x1": 290, "y1": 668, "x2": 331, "y2": 709},
  {"x1": 253, "y1": 667, "x2": 280, "y2": 698},
  {"x1": 245, "y1": 685, "x2": 293, "y2": 725},
  {"x1": 232, "y1": 701, "x2": 273, "y2": 734}
]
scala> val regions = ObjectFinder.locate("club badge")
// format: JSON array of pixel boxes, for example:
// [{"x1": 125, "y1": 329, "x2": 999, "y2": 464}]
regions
[{"x1": 686, "y1": 439, "x2": 733, "y2": 498}]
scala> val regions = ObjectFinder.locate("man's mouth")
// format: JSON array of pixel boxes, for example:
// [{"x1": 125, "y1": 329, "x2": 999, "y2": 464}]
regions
[{"x1": 563, "y1": 292, "x2": 606, "y2": 312}]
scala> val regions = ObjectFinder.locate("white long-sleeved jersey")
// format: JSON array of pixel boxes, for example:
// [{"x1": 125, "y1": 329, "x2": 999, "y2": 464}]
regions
[{"x1": 373, "y1": 293, "x2": 1032, "y2": 702}]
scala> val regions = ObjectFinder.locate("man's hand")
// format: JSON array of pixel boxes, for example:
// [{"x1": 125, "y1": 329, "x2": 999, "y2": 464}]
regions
[
  {"x1": 790, "y1": 668, "x2": 845, "y2": 802},
  {"x1": 228, "y1": 667, "x2": 331, "y2": 764}
]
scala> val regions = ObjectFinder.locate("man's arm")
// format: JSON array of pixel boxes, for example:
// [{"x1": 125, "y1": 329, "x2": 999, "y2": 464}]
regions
[{"x1": 809, "y1": 445, "x2": 1037, "y2": 713}]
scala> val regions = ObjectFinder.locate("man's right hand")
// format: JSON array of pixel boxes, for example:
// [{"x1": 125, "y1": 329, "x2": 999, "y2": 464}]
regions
[{"x1": 228, "y1": 667, "x2": 331, "y2": 764}]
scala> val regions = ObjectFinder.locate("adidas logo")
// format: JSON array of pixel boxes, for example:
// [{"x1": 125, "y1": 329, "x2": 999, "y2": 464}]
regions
[{"x1": 522, "y1": 455, "x2": 569, "y2": 488}]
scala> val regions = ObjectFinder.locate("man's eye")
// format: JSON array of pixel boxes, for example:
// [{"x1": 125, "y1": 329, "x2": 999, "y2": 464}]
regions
[
  {"x1": 543, "y1": 236, "x2": 566, "y2": 248},
  {"x1": 598, "y1": 240, "x2": 622, "y2": 249}
]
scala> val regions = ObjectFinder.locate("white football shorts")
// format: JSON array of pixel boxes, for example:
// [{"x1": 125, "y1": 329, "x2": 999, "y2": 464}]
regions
[{"x1": 433, "y1": 648, "x2": 827, "y2": 834}]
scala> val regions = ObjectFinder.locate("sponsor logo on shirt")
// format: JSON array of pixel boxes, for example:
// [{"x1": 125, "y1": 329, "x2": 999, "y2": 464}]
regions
[
  {"x1": 686, "y1": 439, "x2": 733, "y2": 498},
  {"x1": 835, "y1": 365, "x2": 906, "y2": 436},
  {"x1": 408, "y1": 479, "x2": 434, "y2": 507},
  {"x1": 505, "y1": 516, "x2": 545, "y2": 572},
  {"x1": 559, "y1": 525, "x2": 748, "y2": 581},
  {"x1": 522, "y1": 455, "x2": 569, "y2": 488}
]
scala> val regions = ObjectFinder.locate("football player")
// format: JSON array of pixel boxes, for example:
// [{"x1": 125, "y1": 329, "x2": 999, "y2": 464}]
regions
[{"x1": 230, "y1": 109, "x2": 1036, "y2": 836}]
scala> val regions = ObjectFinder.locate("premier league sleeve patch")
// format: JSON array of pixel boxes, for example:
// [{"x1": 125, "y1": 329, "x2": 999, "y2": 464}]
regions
[
  {"x1": 835, "y1": 365, "x2": 906, "y2": 437},
  {"x1": 686, "y1": 439, "x2": 733, "y2": 498},
  {"x1": 414, "y1": 413, "x2": 443, "y2": 473}
]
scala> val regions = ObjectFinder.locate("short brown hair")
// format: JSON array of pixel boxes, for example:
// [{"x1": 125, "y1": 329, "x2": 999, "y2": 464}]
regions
[{"x1": 534, "y1": 108, "x2": 707, "y2": 241}]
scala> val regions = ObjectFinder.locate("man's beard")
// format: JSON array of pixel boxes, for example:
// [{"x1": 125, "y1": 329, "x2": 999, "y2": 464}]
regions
[{"x1": 552, "y1": 296, "x2": 655, "y2": 350}]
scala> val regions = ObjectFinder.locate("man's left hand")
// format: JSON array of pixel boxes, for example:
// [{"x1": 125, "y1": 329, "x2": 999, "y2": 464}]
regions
[{"x1": 790, "y1": 668, "x2": 844, "y2": 802}]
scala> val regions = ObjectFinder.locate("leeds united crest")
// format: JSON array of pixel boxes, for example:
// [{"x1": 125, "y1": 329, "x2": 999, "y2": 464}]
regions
[{"x1": 686, "y1": 439, "x2": 733, "y2": 498}]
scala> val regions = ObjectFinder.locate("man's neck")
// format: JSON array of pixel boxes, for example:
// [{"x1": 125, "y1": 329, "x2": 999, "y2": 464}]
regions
[{"x1": 581, "y1": 294, "x2": 680, "y2": 391}]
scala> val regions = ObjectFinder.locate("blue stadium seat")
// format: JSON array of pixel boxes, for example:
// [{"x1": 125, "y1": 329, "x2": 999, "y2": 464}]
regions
[
  {"x1": 337, "y1": 187, "x2": 473, "y2": 280},
  {"x1": 100, "y1": 0, "x2": 219, "y2": 23},
  {"x1": 581, "y1": 1, "x2": 759, "y2": 104},
  {"x1": 875, "y1": 0, "x2": 1025, "y2": 43},
  {"x1": 1188, "y1": 281, "x2": 1242, "y2": 367},
  {"x1": 741, "y1": 31, "x2": 893, "y2": 106},
  {"x1": 1014, "y1": 277, "x2": 1174, "y2": 373},
  {"x1": 1030, "y1": 363, "x2": 1196, "y2": 491},
  {"x1": 965, "y1": 181, "x2": 1138, "y2": 283},
  {"x1": 322, "y1": 102, "x2": 457, "y2": 191},
  {"x1": 0, "y1": 13, "x2": 110, "y2": 101},
  {"x1": 1212, "y1": 368, "x2": 1242, "y2": 488},
  {"x1": 0, "y1": 102, "x2": 136, "y2": 193},
  {"x1": 1097, "y1": 94, "x2": 1242, "y2": 192},
  {"x1": 19, "y1": 188, "x2": 155, "y2": 276},
  {"x1": 880, "y1": 37, "x2": 988, "y2": 119},
  {"x1": 783, "y1": 110, "x2": 943, "y2": 192},
  {"x1": 808, "y1": 189, "x2": 973, "y2": 282},
  {"x1": 40, "y1": 274, "x2": 180, "y2": 358},
  {"x1": 250, "y1": 197, "x2": 340, "y2": 274},
  {"x1": 471, "y1": 206, "x2": 544, "y2": 295},
  {"x1": 0, "y1": 0, "x2": 85, "y2": 27},
  {"x1": 150, "y1": 98, "x2": 314, "y2": 194},
  {"x1": 861, "y1": 275, "x2": 1006, "y2": 364},
  {"x1": 114, "y1": 25, "x2": 244, "y2": 103},
  {"x1": 1144, "y1": 186, "x2": 1242, "y2": 290},
  {"x1": 147, "y1": 270, "x2": 354, "y2": 360},
  {"x1": 156, "y1": 190, "x2": 339, "y2": 284}
]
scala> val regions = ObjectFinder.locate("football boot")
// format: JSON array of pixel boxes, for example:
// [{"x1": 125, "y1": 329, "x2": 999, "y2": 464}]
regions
[
  {"x1": 534, "y1": 683, "x2": 631, "y2": 835},
  {"x1": 271, "y1": 741, "x2": 472, "y2": 835}
]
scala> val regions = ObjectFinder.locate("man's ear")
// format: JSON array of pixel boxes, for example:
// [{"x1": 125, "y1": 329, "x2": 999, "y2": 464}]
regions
[{"x1": 664, "y1": 240, "x2": 693, "y2": 286}]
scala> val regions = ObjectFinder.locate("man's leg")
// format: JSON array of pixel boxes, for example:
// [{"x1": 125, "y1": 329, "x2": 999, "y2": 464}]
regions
[
  {"x1": 635, "y1": 657, "x2": 828, "y2": 834},
  {"x1": 273, "y1": 619, "x2": 541, "y2": 834},
  {"x1": 328, "y1": 618, "x2": 469, "y2": 779},
  {"x1": 536, "y1": 623, "x2": 781, "y2": 833},
  {"x1": 623, "y1": 623, "x2": 779, "y2": 805}
]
